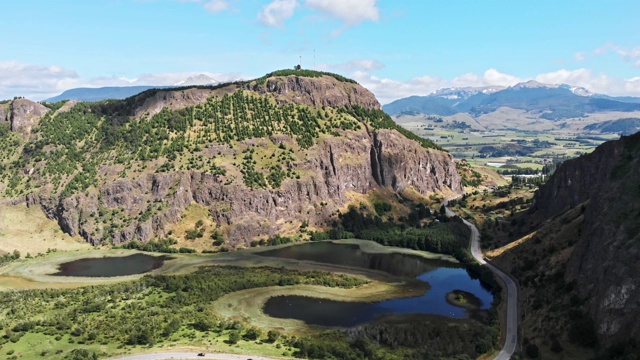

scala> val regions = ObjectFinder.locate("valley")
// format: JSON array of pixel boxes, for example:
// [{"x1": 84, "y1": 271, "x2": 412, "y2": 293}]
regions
[{"x1": 1, "y1": 69, "x2": 639, "y2": 360}]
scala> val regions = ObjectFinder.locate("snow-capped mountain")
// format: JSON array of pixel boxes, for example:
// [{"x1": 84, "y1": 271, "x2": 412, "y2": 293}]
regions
[
  {"x1": 173, "y1": 74, "x2": 219, "y2": 86},
  {"x1": 430, "y1": 86, "x2": 506, "y2": 100}
]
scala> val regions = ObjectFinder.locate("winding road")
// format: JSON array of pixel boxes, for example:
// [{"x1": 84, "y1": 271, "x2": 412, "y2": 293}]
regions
[{"x1": 445, "y1": 199, "x2": 518, "y2": 360}]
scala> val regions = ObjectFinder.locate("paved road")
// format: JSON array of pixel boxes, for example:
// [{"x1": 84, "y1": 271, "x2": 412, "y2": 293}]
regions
[
  {"x1": 109, "y1": 352, "x2": 277, "y2": 360},
  {"x1": 445, "y1": 199, "x2": 518, "y2": 360}
]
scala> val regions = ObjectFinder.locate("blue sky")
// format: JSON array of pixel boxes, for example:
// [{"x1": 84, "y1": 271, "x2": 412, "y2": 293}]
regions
[{"x1": 1, "y1": 0, "x2": 639, "y2": 103}]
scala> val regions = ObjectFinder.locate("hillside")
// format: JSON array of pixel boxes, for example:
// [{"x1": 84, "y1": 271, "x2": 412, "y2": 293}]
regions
[
  {"x1": 489, "y1": 132, "x2": 640, "y2": 357},
  {"x1": 0, "y1": 70, "x2": 461, "y2": 248}
]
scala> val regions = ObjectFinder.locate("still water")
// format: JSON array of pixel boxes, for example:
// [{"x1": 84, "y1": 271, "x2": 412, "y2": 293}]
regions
[
  {"x1": 53, "y1": 253, "x2": 170, "y2": 277},
  {"x1": 260, "y1": 242, "x2": 493, "y2": 327}
]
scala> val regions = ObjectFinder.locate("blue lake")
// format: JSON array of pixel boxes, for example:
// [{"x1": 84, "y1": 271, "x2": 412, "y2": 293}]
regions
[{"x1": 260, "y1": 242, "x2": 494, "y2": 327}]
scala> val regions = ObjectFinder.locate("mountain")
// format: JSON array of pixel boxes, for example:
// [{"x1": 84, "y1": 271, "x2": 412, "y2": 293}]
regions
[
  {"x1": 0, "y1": 70, "x2": 461, "y2": 247},
  {"x1": 44, "y1": 86, "x2": 168, "y2": 103},
  {"x1": 489, "y1": 132, "x2": 640, "y2": 356},
  {"x1": 383, "y1": 82, "x2": 640, "y2": 123},
  {"x1": 173, "y1": 74, "x2": 218, "y2": 86},
  {"x1": 43, "y1": 74, "x2": 220, "y2": 103}
]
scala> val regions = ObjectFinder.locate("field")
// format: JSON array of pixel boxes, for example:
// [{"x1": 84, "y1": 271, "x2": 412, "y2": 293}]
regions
[{"x1": 394, "y1": 113, "x2": 620, "y2": 172}]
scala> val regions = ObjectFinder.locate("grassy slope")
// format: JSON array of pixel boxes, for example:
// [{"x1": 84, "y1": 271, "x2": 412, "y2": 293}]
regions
[{"x1": 0, "y1": 204, "x2": 90, "y2": 255}]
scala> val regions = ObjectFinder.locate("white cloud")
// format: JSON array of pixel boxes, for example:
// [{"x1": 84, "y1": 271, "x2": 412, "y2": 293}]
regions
[
  {"x1": 0, "y1": 61, "x2": 82, "y2": 100},
  {"x1": 180, "y1": 0, "x2": 230, "y2": 13},
  {"x1": 204, "y1": 0, "x2": 229, "y2": 13},
  {"x1": 593, "y1": 42, "x2": 640, "y2": 62},
  {"x1": 0, "y1": 60, "x2": 247, "y2": 101},
  {"x1": 339, "y1": 66, "x2": 640, "y2": 104},
  {"x1": 180, "y1": 0, "x2": 229, "y2": 13},
  {"x1": 482, "y1": 68, "x2": 522, "y2": 87},
  {"x1": 305, "y1": 0, "x2": 379, "y2": 25},
  {"x1": 257, "y1": 0, "x2": 379, "y2": 28},
  {"x1": 258, "y1": 0, "x2": 299, "y2": 27},
  {"x1": 574, "y1": 51, "x2": 586, "y2": 61}
]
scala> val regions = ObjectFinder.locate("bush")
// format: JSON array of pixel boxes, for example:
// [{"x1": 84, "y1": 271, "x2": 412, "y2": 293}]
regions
[
  {"x1": 525, "y1": 343, "x2": 539, "y2": 358},
  {"x1": 228, "y1": 330, "x2": 241, "y2": 344}
]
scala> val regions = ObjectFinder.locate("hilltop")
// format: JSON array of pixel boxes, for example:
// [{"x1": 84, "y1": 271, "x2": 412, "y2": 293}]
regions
[{"x1": 0, "y1": 70, "x2": 460, "y2": 249}]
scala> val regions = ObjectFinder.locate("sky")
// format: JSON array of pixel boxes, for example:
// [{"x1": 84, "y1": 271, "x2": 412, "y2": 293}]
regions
[{"x1": 1, "y1": 0, "x2": 639, "y2": 104}]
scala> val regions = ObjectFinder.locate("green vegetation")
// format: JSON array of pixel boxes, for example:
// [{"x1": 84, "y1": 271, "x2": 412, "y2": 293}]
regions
[
  {"x1": 335, "y1": 204, "x2": 472, "y2": 260},
  {"x1": 255, "y1": 69, "x2": 358, "y2": 85},
  {"x1": 342, "y1": 105, "x2": 442, "y2": 150},
  {"x1": 0, "y1": 266, "x2": 365, "y2": 359},
  {"x1": 114, "y1": 238, "x2": 194, "y2": 253},
  {"x1": 0, "y1": 250, "x2": 21, "y2": 266}
]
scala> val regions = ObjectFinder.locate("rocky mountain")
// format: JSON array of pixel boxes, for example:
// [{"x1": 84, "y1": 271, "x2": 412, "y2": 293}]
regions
[
  {"x1": 0, "y1": 98, "x2": 50, "y2": 134},
  {"x1": 0, "y1": 70, "x2": 461, "y2": 247},
  {"x1": 489, "y1": 132, "x2": 640, "y2": 356},
  {"x1": 383, "y1": 82, "x2": 640, "y2": 123}
]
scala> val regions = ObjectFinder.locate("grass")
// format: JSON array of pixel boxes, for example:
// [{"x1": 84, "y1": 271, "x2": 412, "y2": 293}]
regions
[
  {"x1": 0, "y1": 204, "x2": 90, "y2": 255},
  {"x1": 0, "y1": 312, "x2": 295, "y2": 360},
  {"x1": 210, "y1": 281, "x2": 425, "y2": 334}
]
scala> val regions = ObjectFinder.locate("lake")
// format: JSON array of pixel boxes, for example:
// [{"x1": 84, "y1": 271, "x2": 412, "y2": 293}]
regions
[
  {"x1": 52, "y1": 253, "x2": 171, "y2": 277},
  {"x1": 259, "y1": 242, "x2": 494, "y2": 327}
]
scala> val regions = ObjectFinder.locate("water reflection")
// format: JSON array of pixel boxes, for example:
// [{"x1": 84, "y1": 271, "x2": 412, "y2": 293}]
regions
[
  {"x1": 53, "y1": 254, "x2": 171, "y2": 277},
  {"x1": 260, "y1": 242, "x2": 494, "y2": 326}
]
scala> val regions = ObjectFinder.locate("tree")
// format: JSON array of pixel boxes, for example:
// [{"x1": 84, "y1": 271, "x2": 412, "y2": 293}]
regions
[
  {"x1": 267, "y1": 330, "x2": 281, "y2": 343},
  {"x1": 243, "y1": 327, "x2": 262, "y2": 341},
  {"x1": 228, "y1": 330, "x2": 241, "y2": 344}
]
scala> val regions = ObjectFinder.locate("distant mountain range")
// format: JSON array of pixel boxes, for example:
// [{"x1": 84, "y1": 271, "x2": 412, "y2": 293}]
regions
[
  {"x1": 383, "y1": 80, "x2": 640, "y2": 121},
  {"x1": 44, "y1": 74, "x2": 219, "y2": 102}
]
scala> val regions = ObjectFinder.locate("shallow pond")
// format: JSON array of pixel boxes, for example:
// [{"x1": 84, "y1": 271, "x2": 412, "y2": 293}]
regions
[
  {"x1": 52, "y1": 253, "x2": 171, "y2": 277},
  {"x1": 258, "y1": 241, "x2": 456, "y2": 277},
  {"x1": 260, "y1": 242, "x2": 494, "y2": 327}
]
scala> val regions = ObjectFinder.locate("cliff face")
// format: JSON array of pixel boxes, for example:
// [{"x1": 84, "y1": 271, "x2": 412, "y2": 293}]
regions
[
  {"x1": 9, "y1": 99, "x2": 50, "y2": 134},
  {"x1": 0, "y1": 103, "x2": 8, "y2": 123},
  {"x1": 247, "y1": 75, "x2": 381, "y2": 110},
  {"x1": 530, "y1": 132, "x2": 640, "y2": 345},
  {"x1": 34, "y1": 128, "x2": 460, "y2": 246},
  {"x1": 2, "y1": 73, "x2": 461, "y2": 247}
]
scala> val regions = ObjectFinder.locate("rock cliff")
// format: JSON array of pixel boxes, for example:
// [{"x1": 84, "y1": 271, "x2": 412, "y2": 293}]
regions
[
  {"x1": 529, "y1": 131, "x2": 640, "y2": 346},
  {"x1": 247, "y1": 75, "x2": 381, "y2": 110},
  {"x1": 33, "y1": 127, "x2": 460, "y2": 246},
  {"x1": 8, "y1": 98, "x2": 50, "y2": 134},
  {"x1": 1, "y1": 71, "x2": 462, "y2": 247}
]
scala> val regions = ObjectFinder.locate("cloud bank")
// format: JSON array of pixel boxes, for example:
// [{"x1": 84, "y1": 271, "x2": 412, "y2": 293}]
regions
[{"x1": 2, "y1": 60, "x2": 640, "y2": 104}]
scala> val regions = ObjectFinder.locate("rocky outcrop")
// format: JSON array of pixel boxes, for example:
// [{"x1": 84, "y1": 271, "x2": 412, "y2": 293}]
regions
[
  {"x1": 530, "y1": 131, "x2": 640, "y2": 345},
  {"x1": 9, "y1": 98, "x2": 50, "y2": 134},
  {"x1": 133, "y1": 86, "x2": 238, "y2": 119},
  {"x1": 0, "y1": 103, "x2": 8, "y2": 123},
  {"x1": 247, "y1": 75, "x2": 381, "y2": 110},
  {"x1": 47, "y1": 128, "x2": 460, "y2": 246}
]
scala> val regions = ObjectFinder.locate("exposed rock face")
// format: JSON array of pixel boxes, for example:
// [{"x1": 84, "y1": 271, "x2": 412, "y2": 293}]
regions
[
  {"x1": 131, "y1": 75, "x2": 381, "y2": 121},
  {"x1": 530, "y1": 132, "x2": 640, "y2": 345},
  {"x1": 9, "y1": 99, "x2": 50, "y2": 134},
  {"x1": 133, "y1": 86, "x2": 238, "y2": 119},
  {"x1": 247, "y1": 75, "x2": 381, "y2": 110},
  {"x1": 43, "y1": 128, "x2": 460, "y2": 246},
  {"x1": 0, "y1": 103, "x2": 8, "y2": 123}
]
